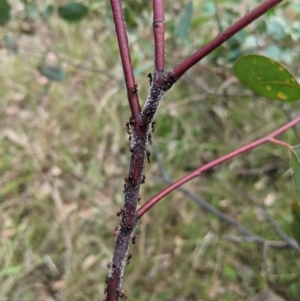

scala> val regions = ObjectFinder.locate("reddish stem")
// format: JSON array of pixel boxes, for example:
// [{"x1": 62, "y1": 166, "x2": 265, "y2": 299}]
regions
[
  {"x1": 153, "y1": 0, "x2": 165, "y2": 75},
  {"x1": 110, "y1": 0, "x2": 141, "y2": 117},
  {"x1": 167, "y1": 0, "x2": 284, "y2": 81},
  {"x1": 269, "y1": 138, "x2": 293, "y2": 151},
  {"x1": 137, "y1": 116, "x2": 300, "y2": 218}
]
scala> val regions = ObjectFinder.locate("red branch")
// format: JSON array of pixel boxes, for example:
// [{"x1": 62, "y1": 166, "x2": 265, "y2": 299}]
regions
[
  {"x1": 136, "y1": 116, "x2": 300, "y2": 218},
  {"x1": 167, "y1": 0, "x2": 284, "y2": 81},
  {"x1": 110, "y1": 0, "x2": 141, "y2": 117},
  {"x1": 153, "y1": 0, "x2": 165, "y2": 75}
]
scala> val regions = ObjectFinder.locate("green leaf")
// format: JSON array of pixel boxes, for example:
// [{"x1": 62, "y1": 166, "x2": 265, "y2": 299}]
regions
[
  {"x1": 58, "y1": 2, "x2": 88, "y2": 23},
  {"x1": 0, "y1": 0, "x2": 11, "y2": 26},
  {"x1": 291, "y1": 144, "x2": 300, "y2": 199},
  {"x1": 291, "y1": 203, "x2": 300, "y2": 245},
  {"x1": 40, "y1": 5, "x2": 54, "y2": 21},
  {"x1": 266, "y1": 18, "x2": 286, "y2": 40},
  {"x1": 38, "y1": 64, "x2": 65, "y2": 82},
  {"x1": 2, "y1": 34, "x2": 18, "y2": 54},
  {"x1": 25, "y1": 3, "x2": 39, "y2": 21},
  {"x1": 0, "y1": 265, "x2": 22, "y2": 277},
  {"x1": 123, "y1": 7, "x2": 138, "y2": 29},
  {"x1": 175, "y1": 1, "x2": 193, "y2": 41},
  {"x1": 234, "y1": 55, "x2": 300, "y2": 102}
]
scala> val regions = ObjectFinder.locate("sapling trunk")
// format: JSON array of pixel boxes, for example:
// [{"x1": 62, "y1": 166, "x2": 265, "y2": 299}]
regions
[{"x1": 105, "y1": 1, "x2": 288, "y2": 300}]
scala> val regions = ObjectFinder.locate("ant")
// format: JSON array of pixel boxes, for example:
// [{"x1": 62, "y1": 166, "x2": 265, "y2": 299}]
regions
[
  {"x1": 140, "y1": 174, "x2": 146, "y2": 184},
  {"x1": 138, "y1": 194, "x2": 142, "y2": 202},
  {"x1": 151, "y1": 121, "x2": 156, "y2": 132},
  {"x1": 147, "y1": 73, "x2": 152, "y2": 85},
  {"x1": 129, "y1": 175, "x2": 136, "y2": 186},
  {"x1": 126, "y1": 121, "x2": 132, "y2": 136},
  {"x1": 117, "y1": 208, "x2": 125, "y2": 217},
  {"x1": 148, "y1": 133, "x2": 152, "y2": 144},
  {"x1": 131, "y1": 84, "x2": 138, "y2": 94},
  {"x1": 146, "y1": 150, "x2": 151, "y2": 164},
  {"x1": 131, "y1": 235, "x2": 136, "y2": 244},
  {"x1": 113, "y1": 227, "x2": 119, "y2": 236},
  {"x1": 127, "y1": 254, "x2": 132, "y2": 265}
]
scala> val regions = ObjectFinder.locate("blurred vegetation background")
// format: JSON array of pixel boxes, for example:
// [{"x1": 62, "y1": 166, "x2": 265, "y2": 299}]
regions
[{"x1": 1, "y1": 0, "x2": 300, "y2": 300}]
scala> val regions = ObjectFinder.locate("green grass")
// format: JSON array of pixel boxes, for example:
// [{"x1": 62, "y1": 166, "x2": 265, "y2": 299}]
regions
[{"x1": 0, "y1": 1, "x2": 300, "y2": 300}]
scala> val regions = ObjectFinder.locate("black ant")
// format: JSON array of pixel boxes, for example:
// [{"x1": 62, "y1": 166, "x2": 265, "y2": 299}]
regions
[
  {"x1": 117, "y1": 208, "x2": 127, "y2": 217},
  {"x1": 146, "y1": 150, "x2": 151, "y2": 164},
  {"x1": 140, "y1": 174, "x2": 146, "y2": 184},
  {"x1": 151, "y1": 121, "x2": 156, "y2": 132},
  {"x1": 127, "y1": 254, "x2": 132, "y2": 265},
  {"x1": 148, "y1": 133, "x2": 152, "y2": 144},
  {"x1": 123, "y1": 182, "x2": 127, "y2": 192},
  {"x1": 147, "y1": 73, "x2": 152, "y2": 85},
  {"x1": 129, "y1": 175, "x2": 136, "y2": 186},
  {"x1": 131, "y1": 84, "x2": 138, "y2": 94},
  {"x1": 131, "y1": 235, "x2": 136, "y2": 244}
]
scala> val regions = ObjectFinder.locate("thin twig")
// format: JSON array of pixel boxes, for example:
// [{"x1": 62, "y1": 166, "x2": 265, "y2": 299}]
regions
[
  {"x1": 137, "y1": 116, "x2": 300, "y2": 218},
  {"x1": 152, "y1": 139, "x2": 297, "y2": 249},
  {"x1": 268, "y1": 138, "x2": 293, "y2": 151},
  {"x1": 167, "y1": 0, "x2": 284, "y2": 81},
  {"x1": 110, "y1": 0, "x2": 141, "y2": 117},
  {"x1": 223, "y1": 235, "x2": 291, "y2": 248},
  {"x1": 152, "y1": 0, "x2": 165, "y2": 75},
  {"x1": 217, "y1": 176, "x2": 299, "y2": 250}
]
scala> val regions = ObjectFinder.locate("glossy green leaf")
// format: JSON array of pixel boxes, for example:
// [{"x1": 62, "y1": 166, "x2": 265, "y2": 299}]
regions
[
  {"x1": 0, "y1": 0, "x2": 11, "y2": 26},
  {"x1": 291, "y1": 144, "x2": 300, "y2": 199},
  {"x1": 58, "y1": 3, "x2": 88, "y2": 22},
  {"x1": 291, "y1": 203, "x2": 300, "y2": 245},
  {"x1": 38, "y1": 64, "x2": 65, "y2": 82},
  {"x1": 234, "y1": 55, "x2": 300, "y2": 102},
  {"x1": 175, "y1": 1, "x2": 193, "y2": 41}
]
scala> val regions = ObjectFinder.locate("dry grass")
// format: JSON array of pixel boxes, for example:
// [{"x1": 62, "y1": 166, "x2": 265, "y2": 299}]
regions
[{"x1": 0, "y1": 1, "x2": 300, "y2": 300}]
